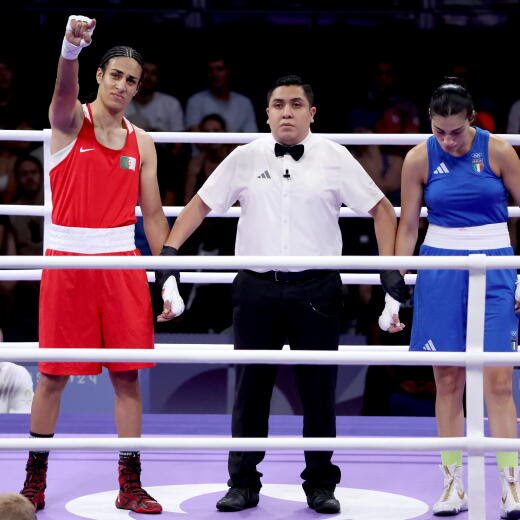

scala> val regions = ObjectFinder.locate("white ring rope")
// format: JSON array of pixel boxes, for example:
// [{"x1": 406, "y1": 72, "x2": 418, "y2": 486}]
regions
[
  {"x1": 0, "y1": 253, "x2": 518, "y2": 270},
  {"x1": 5, "y1": 204, "x2": 520, "y2": 219},
  {"x1": 0, "y1": 270, "x2": 419, "y2": 285},
  {"x1": 149, "y1": 132, "x2": 520, "y2": 147},
  {"x1": 0, "y1": 342, "x2": 409, "y2": 352},
  {"x1": 0, "y1": 130, "x2": 47, "y2": 142},
  {"x1": 2, "y1": 436, "x2": 520, "y2": 453},
  {"x1": 0, "y1": 436, "x2": 471, "y2": 452},
  {"x1": 0, "y1": 269, "x2": 517, "y2": 287},
  {"x1": 0, "y1": 347, "x2": 517, "y2": 366},
  {"x1": 3, "y1": 129, "x2": 520, "y2": 146}
]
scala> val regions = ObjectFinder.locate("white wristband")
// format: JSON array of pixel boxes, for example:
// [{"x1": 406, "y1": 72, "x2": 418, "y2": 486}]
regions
[{"x1": 61, "y1": 38, "x2": 82, "y2": 60}]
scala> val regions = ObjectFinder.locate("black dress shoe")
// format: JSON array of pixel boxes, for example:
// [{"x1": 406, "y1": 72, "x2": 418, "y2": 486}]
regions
[
  {"x1": 306, "y1": 488, "x2": 340, "y2": 514},
  {"x1": 216, "y1": 487, "x2": 260, "y2": 512}
]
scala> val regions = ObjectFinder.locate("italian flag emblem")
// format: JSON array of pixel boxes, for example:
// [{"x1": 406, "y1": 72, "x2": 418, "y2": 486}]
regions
[
  {"x1": 120, "y1": 156, "x2": 137, "y2": 171},
  {"x1": 471, "y1": 158, "x2": 484, "y2": 173}
]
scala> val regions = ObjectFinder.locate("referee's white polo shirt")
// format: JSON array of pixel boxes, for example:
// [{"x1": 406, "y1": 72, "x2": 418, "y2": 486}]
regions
[{"x1": 197, "y1": 131, "x2": 384, "y2": 272}]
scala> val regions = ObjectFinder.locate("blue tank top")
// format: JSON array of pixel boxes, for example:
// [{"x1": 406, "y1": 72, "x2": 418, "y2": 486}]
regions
[{"x1": 424, "y1": 127, "x2": 508, "y2": 227}]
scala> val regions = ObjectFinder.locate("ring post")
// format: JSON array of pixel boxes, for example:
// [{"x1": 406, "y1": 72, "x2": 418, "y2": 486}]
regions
[{"x1": 466, "y1": 254, "x2": 487, "y2": 520}]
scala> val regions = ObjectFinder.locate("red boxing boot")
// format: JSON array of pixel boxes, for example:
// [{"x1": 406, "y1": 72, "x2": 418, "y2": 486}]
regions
[
  {"x1": 115, "y1": 453, "x2": 162, "y2": 514},
  {"x1": 20, "y1": 453, "x2": 48, "y2": 510}
]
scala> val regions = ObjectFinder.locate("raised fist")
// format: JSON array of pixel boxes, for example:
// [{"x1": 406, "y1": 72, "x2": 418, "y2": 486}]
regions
[{"x1": 65, "y1": 15, "x2": 96, "y2": 48}]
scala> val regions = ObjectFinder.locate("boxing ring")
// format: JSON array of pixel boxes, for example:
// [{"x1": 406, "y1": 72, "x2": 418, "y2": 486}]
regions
[{"x1": 1, "y1": 131, "x2": 520, "y2": 519}]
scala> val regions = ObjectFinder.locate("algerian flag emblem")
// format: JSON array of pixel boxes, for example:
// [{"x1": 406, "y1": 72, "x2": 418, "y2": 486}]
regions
[{"x1": 120, "y1": 156, "x2": 137, "y2": 171}]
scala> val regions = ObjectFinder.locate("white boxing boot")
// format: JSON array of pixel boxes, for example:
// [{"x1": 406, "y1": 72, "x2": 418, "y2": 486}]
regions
[
  {"x1": 500, "y1": 467, "x2": 520, "y2": 519},
  {"x1": 432, "y1": 465, "x2": 468, "y2": 516}
]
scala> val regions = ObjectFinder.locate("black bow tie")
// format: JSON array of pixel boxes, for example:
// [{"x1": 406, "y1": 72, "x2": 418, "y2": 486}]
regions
[{"x1": 274, "y1": 143, "x2": 304, "y2": 161}]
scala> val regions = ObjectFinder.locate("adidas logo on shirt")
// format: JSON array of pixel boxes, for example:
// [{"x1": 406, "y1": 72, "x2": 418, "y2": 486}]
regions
[
  {"x1": 423, "y1": 339, "x2": 436, "y2": 351},
  {"x1": 433, "y1": 162, "x2": 449, "y2": 175},
  {"x1": 257, "y1": 170, "x2": 271, "y2": 179}
]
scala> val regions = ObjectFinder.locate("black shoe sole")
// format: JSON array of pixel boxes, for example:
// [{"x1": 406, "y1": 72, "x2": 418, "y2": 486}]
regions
[
  {"x1": 308, "y1": 501, "x2": 341, "y2": 514},
  {"x1": 433, "y1": 512, "x2": 465, "y2": 517},
  {"x1": 216, "y1": 501, "x2": 259, "y2": 512},
  {"x1": 311, "y1": 506, "x2": 341, "y2": 514}
]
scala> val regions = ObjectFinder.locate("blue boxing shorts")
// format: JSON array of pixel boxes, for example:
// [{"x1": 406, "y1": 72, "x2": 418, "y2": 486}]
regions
[{"x1": 410, "y1": 244, "x2": 519, "y2": 352}]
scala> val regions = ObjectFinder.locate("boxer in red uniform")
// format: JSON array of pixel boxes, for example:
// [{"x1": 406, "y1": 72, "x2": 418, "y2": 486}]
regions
[{"x1": 20, "y1": 15, "x2": 168, "y2": 514}]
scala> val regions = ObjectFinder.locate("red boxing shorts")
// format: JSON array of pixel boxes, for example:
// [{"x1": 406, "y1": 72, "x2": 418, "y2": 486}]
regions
[{"x1": 39, "y1": 249, "x2": 155, "y2": 376}]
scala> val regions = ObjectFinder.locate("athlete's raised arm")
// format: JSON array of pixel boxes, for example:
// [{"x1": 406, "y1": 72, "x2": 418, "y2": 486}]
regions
[{"x1": 49, "y1": 15, "x2": 96, "y2": 149}]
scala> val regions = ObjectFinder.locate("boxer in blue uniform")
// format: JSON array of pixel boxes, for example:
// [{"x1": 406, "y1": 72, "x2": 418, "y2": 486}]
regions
[
  {"x1": 411, "y1": 125, "x2": 516, "y2": 354},
  {"x1": 386, "y1": 78, "x2": 520, "y2": 518}
]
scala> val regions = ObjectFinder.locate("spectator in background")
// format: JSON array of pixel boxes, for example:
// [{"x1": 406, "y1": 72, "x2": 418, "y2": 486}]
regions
[
  {"x1": 0, "y1": 59, "x2": 17, "y2": 122},
  {"x1": 185, "y1": 55, "x2": 258, "y2": 134},
  {"x1": 352, "y1": 128, "x2": 403, "y2": 206},
  {"x1": 0, "y1": 328, "x2": 34, "y2": 413},
  {"x1": 0, "y1": 363, "x2": 34, "y2": 413},
  {"x1": 349, "y1": 61, "x2": 420, "y2": 136},
  {"x1": 125, "y1": 60, "x2": 183, "y2": 257},
  {"x1": 0, "y1": 137, "x2": 18, "y2": 204},
  {"x1": 125, "y1": 59, "x2": 186, "y2": 206},
  {"x1": 0, "y1": 156, "x2": 43, "y2": 341},
  {"x1": 8, "y1": 156, "x2": 44, "y2": 254},
  {"x1": 0, "y1": 59, "x2": 44, "y2": 201},
  {"x1": 0, "y1": 58, "x2": 41, "y2": 130},
  {"x1": 0, "y1": 215, "x2": 9, "y2": 254},
  {"x1": 0, "y1": 493, "x2": 35, "y2": 519},
  {"x1": 126, "y1": 60, "x2": 184, "y2": 136},
  {"x1": 181, "y1": 113, "x2": 235, "y2": 333},
  {"x1": 183, "y1": 113, "x2": 233, "y2": 204},
  {"x1": 507, "y1": 98, "x2": 520, "y2": 134}
]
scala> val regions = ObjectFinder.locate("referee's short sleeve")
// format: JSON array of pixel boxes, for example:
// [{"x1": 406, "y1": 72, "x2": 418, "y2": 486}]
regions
[
  {"x1": 338, "y1": 146, "x2": 384, "y2": 213},
  {"x1": 197, "y1": 147, "x2": 241, "y2": 214}
]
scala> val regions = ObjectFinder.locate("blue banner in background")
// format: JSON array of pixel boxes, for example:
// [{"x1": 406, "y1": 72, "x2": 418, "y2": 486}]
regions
[
  {"x1": 24, "y1": 365, "x2": 116, "y2": 414},
  {"x1": 20, "y1": 332, "x2": 370, "y2": 415}
]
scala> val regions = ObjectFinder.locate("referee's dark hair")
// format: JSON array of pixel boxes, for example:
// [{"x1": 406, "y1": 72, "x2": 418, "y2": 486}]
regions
[{"x1": 267, "y1": 75, "x2": 314, "y2": 107}]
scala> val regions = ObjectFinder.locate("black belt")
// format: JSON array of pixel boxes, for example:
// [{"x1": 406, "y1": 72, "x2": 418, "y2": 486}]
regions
[{"x1": 245, "y1": 269, "x2": 333, "y2": 282}]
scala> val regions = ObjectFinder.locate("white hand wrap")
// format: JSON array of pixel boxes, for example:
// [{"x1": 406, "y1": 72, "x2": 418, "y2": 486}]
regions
[
  {"x1": 516, "y1": 280, "x2": 520, "y2": 303},
  {"x1": 162, "y1": 276, "x2": 185, "y2": 317},
  {"x1": 378, "y1": 293, "x2": 401, "y2": 331},
  {"x1": 61, "y1": 15, "x2": 95, "y2": 60}
]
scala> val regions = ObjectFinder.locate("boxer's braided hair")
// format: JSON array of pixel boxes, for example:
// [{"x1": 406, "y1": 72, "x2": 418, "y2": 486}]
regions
[{"x1": 98, "y1": 46, "x2": 144, "y2": 81}]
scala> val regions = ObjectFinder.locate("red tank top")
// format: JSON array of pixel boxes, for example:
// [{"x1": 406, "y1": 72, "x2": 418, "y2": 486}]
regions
[{"x1": 50, "y1": 104, "x2": 141, "y2": 228}]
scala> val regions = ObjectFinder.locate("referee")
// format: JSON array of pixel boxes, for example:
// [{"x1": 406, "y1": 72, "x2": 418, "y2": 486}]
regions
[{"x1": 156, "y1": 75, "x2": 401, "y2": 514}]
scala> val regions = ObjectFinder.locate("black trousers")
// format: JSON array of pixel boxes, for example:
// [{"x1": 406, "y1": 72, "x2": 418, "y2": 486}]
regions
[{"x1": 228, "y1": 270, "x2": 342, "y2": 492}]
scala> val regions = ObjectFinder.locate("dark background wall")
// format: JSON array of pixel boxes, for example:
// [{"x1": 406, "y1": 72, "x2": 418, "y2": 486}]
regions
[{"x1": 3, "y1": 2, "x2": 520, "y2": 133}]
